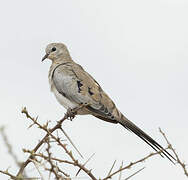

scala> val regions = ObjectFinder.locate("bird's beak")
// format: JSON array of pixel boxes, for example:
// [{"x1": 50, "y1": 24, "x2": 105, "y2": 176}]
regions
[{"x1": 42, "y1": 53, "x2": 49, "y2": 62}]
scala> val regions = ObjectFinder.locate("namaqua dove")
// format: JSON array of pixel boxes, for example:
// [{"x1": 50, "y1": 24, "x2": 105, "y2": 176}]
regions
[{"x1": 42, "y1": 43, "x2": 175, "y2": 162}]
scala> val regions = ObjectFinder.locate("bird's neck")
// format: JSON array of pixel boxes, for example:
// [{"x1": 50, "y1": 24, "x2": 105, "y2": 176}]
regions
[{"x1": 53, "y1": 55, "x2": 73, "y2": 64}]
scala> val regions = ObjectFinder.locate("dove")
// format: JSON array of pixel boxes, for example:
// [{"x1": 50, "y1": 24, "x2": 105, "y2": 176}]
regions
[{"x1": 42, "y1": 42, "x2": 175, "y2": 162}]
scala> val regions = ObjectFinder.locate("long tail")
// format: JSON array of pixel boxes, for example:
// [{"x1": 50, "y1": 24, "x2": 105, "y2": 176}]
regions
[{"x1": 119, "y1": 115, "x2": 175, "y2": 163}]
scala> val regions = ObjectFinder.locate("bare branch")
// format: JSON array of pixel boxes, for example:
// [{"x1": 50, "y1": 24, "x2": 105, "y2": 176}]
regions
[
  {"x1": 76, "y1": 153, "x2": 95, "y2": 176},
  {"x1": 60, "y1": 127, "x2": 83, "y2": 158},
  {"x1": 0, "y1": 170, "x2": 17, "y2": 179},
  {"x1": 20, "y1": 108, "x2": 98, "y2": 180},
  {"x1": 0, "y1": 107, "x2": 186, "y2": 180},
  {"x1": 30, "y1": 158, "x2": 45, "y2": 180},
  {"x1": 17, "y1": 107, "x2": 69, "y2": 176},
  {"x1": 45, "y1": 137, "x2": 62, "y2": 179},
  {"x1": 124, "y1": 167, "x2": 145, "y2": 180},
  {"x1": 107, "y1": 160, "x2": 116, "y2": 177},
  {"x1": 103, "y1": 148, "x2": 169, "y2": 180},
  {"x1": 159, "y1": 128, "x2": 188, "y2": 178},
  {"x1": 119, "y1": 161, "x2": 123, "y2": 180}
]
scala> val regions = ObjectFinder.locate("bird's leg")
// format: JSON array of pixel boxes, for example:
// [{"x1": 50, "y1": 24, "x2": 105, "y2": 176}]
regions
[
  {"x1": 65, "y1": 103, "x2": 85, "y2": 120},
  {"x1": 65, "y1": 108, "x2": 77, "y2": 120}
]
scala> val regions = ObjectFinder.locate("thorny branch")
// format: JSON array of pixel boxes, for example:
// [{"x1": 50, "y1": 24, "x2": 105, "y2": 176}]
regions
[
  {"x1": 16, "y1": 107, "x2": 69, "y2": 177},
  {"x1": 45, "y1": 137, "x2": 62, "y2": 179},
  {"x1": 20, "y1": 107, "x2": 97, "y2": 180},
  {"x1": 124, "y1": 167, "x2": 145, "y2": 180},
  {"x1": 0, "y1": 170, "x2": 17, "y2": 179},
  {"x1": 0, "y1": 108, "x2": 187, "y2": 179},
  {"x1": 159, "y1": 128, "x2": 188, "y2": 177},
  {"x1": 102, "y1": 149, "x2": 169, "y2": 180}
]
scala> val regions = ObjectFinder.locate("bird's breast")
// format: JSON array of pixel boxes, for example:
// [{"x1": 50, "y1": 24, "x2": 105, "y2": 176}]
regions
[
  {"x1": 51, "y1": 83, "x2": 78, "y2": 110},
  {"x1": 48, "y1": 64, "x2": 78, "y2": 110}
]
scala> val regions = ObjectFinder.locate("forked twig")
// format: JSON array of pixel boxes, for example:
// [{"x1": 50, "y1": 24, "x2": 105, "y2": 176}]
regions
[
  {"x1": 103, "y1": 148, "x2": 169, "y2": 180},
  {"x1": 17, "y1": 107, "x2": 69, "y2": 176},
  {"x1": 159, "y1": 128, "x2": 188, "y2": 178},
  {"x1": 60, "y1": 127, "x2": 83, "y2": 158},
  {"x1": 20, "y1": 108, "x2": 97, "y2": 180},
  {"x1": 76, "y1": 153, "x2": 95, "y2": 176}
]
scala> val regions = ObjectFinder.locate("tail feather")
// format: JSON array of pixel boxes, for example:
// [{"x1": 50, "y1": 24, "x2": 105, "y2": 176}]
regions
[{"x1": 119, "y1": 116, "x2": 175, "y2": 163}]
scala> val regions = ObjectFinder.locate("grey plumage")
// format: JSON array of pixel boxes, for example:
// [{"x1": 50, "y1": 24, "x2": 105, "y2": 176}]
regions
[{"x1": 42, "y1": 42, "x2": 175, "y2": 162}]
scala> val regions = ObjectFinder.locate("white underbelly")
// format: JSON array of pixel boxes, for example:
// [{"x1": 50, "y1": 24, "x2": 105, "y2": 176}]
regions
[{"x1": 52, "y1": 86, "x2": 78, "y2": 110}]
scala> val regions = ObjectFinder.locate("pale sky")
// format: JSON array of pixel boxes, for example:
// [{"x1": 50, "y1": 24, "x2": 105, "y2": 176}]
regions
[{"x1": 0, "y1": 0, "x2": 188, "y2": 179}]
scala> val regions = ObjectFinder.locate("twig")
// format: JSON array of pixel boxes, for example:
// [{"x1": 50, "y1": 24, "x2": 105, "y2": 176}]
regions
[
  {"x1": 124, "y1": 167, "x2": 145, "y2": 180},
  {"x1": 159, "y1": 128, "x2": 188, "y2": 177},
  {"x1": 30, "y1": 158, "x2": 44, "y2": 180},
  {"x1": 55, "y1": 166, "x2": 70, "y2": 178},
  {"x1": 107, "y1": 160, "x2": 116, "y2": 177},
  {"x1": 119, "y1": 161, "x2": 123, "y2": 180},
  {"x1": 60, "y1": 127, "x2": 83, "y2": 158},
  {"x1": 103, "y1": 148, "x2": 169, "y2": 180},
  {"x1": 46, "y1": 137, "x2": 62, "y2": 179},
  {"x1": 0, "y1": 170, "x2": 17, "y2": 179},
  {"x1": 23, "y1": 149, "x2": 77, "y2": 166},
  {"x1": 20, "y1": 108, "x2": 97, "y2": 180},
  {"x1": 76, "y1": 153, "x2": 95, "y2": 176},
  {"x1": 17, "y1": 107, "x2": 69, "y2": 176}
]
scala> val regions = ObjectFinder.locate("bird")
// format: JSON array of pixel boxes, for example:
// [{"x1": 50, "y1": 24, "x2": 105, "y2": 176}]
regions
[{"x1": 42, "y1": 42, "x2": 175, "y2": 162}]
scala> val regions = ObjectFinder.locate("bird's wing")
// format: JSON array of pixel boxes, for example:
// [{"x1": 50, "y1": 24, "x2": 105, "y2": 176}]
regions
[{"x1": 52, "y1": 63, "x2": 120, "y2": 121}]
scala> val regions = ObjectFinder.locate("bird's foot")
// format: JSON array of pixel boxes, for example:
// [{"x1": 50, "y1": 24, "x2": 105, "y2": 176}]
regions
[
  {"x1": 64, "y1": 104, "x2": 86, "y2": 120},
  {"x1": 65, "y1": 108, "x2": 77, "y2": 120}
]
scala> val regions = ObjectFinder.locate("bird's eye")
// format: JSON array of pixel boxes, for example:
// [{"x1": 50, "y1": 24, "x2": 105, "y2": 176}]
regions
[{"x1": 51, "y1": 47, "x2": 56, "y2": 52}]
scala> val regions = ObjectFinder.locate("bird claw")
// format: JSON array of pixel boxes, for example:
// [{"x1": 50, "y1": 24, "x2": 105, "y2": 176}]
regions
[
  {"x1": 65, "y1": 108, "x2": 77, "y2": 120},
  {"x1": 64, "y1": 104, "x2": 86, "y2": 120}
]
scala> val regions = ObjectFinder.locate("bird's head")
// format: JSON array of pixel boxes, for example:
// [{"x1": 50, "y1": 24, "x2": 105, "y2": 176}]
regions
[{"x1": 42, "y1": 43, "x2": 72, "y2": 63}]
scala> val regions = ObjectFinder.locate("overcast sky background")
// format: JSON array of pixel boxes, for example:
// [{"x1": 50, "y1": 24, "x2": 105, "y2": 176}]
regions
[{"x1": 0, "y1": 0, "x2": 188, "y2": 179}]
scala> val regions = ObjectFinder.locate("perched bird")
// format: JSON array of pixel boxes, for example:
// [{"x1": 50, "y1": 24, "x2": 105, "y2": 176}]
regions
[{"x1": 42, "y1": 43, "x2": 175, "y2": 162}]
